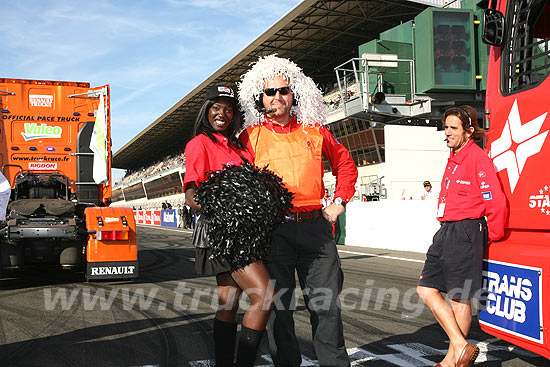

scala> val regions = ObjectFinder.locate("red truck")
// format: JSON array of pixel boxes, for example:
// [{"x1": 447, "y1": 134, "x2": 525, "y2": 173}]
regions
[{"x1": 479, "y1": 0, "x2": 550, "y2": 358}]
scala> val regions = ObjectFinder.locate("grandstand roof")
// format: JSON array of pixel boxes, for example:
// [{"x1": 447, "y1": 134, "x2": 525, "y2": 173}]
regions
[{"x1": 113, "y1": 0, "x2": 434, "y2": 170}]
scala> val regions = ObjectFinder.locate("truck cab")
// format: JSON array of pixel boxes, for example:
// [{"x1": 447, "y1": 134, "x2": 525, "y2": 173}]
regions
[
  {"x1": 480, "y1": 0, "x2": 550, "y2": 358},
  {"x1": 0, "y1": 79, "x2": 137, "y2": 280}
]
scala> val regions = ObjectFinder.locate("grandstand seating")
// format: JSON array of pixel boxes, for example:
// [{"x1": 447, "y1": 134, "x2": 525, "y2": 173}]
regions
[
  {"x1": 116, "y1": 152, "x2": 185, "y2": 187},
  {"x1": 323, "y1": 83, "x2": 360, "y2": 111}
]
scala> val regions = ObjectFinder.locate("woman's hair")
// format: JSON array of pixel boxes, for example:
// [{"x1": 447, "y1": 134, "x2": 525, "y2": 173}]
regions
[
  {"x1": 442, "y1": 105, "x2": 485, "y2": 141},
  {"x1": 193, "y1": 97, "x2": 245, "y2": 150}
]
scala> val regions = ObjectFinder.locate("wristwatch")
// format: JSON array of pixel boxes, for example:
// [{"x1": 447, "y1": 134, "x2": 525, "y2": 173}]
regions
[{"x1": 334, "y1": 197, "x2": 345, "y2": 207}]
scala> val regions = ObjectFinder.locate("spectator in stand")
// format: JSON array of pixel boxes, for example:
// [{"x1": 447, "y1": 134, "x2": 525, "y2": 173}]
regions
[
  {"x1": 189, "y1": 207, "x2": 196, "y2": 229},
  {"x1": 175, "y1": 204, "x2": 182, "y2": 227},
  {"x1": 161, "y1": 201, "x2": 167, "y2": 210},
  {"x1": 184, "y1": 84, "x2": 274, "y2": 367},
  {"x1": 420, "y1": 180, "x2": 439, "y2": 200},
  {"x1": 362, "y1": 194, "x2": 368, "y2": 202},
  {"x1": 188, "y1": 208, "x2": 192, "y2": 227},
  {"x1": 183, "y1": 204, "x2": 192, "y2": 229}
]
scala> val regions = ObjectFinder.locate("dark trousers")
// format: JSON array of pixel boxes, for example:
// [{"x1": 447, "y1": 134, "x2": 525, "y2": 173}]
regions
[
  {"x1": 183, "y1": 215, "x2": 191, "y2": 229},
  {"x1": 265, "y1": 216, "x2": 350, "y2": 367}
]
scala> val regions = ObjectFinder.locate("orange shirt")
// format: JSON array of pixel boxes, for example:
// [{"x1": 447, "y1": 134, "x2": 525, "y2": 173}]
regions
[
  {"x1": 246, "y1": 122, "x2": 323, "y2": 208},
  {"x1": 240, "y1": 115, "x2": 358, "y2": 212}
]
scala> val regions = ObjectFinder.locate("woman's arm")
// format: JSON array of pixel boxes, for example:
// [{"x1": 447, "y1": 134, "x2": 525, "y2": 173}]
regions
[{"x1": 184, "y1": 182, "x2": 202, "y2": 212}]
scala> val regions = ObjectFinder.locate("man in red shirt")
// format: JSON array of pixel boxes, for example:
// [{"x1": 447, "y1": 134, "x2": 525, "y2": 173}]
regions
[
  {"x1": 417, "y1": 105, "x2": 507, "y2": 367},
  {"x1": 238, "y1": 55, "x2": 357, "y2": 367}
]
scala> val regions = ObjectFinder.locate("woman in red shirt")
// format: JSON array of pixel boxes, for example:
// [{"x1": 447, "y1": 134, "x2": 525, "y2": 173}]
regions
[{"x1": 184, "y1": 85, "x2": 273, "y2": 367}]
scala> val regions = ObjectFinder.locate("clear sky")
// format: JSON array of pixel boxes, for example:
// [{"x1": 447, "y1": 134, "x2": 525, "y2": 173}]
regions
[{"x1": 2, "y1": 0, "x2": 301, "y2": 182}]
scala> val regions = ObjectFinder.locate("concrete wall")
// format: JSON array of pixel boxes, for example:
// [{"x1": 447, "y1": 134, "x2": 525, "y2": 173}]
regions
[
  {"x1": 383, "y1": 125, "x2": 448, "y2": 200},
  {"x1": 345, "y1": 200, "x2": 440, "y2": 253}
]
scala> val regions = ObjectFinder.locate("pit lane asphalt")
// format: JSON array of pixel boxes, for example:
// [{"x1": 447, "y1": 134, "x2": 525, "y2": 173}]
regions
[{"x1": 0, "y1": 225, "x2": 546, "y2": 366}]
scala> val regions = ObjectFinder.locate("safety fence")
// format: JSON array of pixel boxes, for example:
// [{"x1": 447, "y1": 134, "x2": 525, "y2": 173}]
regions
[{"x1": 133, "y1": 209, "x2": 179, "y2": 228}]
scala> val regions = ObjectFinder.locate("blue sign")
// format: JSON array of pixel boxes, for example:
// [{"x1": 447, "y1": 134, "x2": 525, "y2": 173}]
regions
[
  {"x1": 161, "y1": 209, "x2": 178, "y2": 228},
  {"x1": 480, "y1": 260, "x2": 543, "y2": 343}
]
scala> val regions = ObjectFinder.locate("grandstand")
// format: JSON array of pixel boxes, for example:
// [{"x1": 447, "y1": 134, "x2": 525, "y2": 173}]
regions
[{"x1": 112, "y1": 0, "x2": 472, "y2": 208}]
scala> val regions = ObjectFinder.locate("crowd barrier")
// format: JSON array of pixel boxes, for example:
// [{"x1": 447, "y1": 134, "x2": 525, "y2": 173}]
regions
[{"x1": 133, "y1": 209, "x2": 179, "y2": 228}]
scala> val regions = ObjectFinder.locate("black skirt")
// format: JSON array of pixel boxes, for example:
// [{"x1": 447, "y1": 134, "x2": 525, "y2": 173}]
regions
[
  {"x1": 195, "y1": 247, "x2": 232, "y2": 275},
  {"x1": 192, "y1": 214, "x2": 264, "y2": 274},
  {"x1": 193, "y1": 216, "x2": 232, "y2": 275}
]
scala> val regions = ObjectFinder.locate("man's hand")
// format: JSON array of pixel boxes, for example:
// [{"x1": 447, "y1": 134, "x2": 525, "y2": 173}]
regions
[{"x1": 322, "y1": 203, "x2": 345, "y2": 224}]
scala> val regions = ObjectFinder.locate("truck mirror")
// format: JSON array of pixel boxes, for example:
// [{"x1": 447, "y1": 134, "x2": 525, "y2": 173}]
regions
[{"x1": 482, "y1": 9, "x2": 505, "y2": 46}]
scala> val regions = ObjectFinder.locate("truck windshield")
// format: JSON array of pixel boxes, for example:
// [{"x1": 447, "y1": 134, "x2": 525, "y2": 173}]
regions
[{"x1": 502, "y1": 0, "x2": 550, "y2": 93}]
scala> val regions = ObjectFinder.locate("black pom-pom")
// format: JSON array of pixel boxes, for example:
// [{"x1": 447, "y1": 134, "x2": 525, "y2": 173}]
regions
[{"x1": 195, "y1": 163, "x2": 293, "y2": 270}]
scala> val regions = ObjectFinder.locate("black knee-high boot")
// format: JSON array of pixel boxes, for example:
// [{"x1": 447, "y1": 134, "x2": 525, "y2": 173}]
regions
[
  {"x1": 214, "y1": 318, "x2": 237, "y2": 367},
  {"x1": 235, "y1": 326, "x2": 264, "y2": 367}
]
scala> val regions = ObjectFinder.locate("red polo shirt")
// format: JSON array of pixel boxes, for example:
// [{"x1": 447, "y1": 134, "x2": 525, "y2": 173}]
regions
[
  {"x1": 184, "y1": 133, "x2": 253, "y2": 189},
  {"x1": 437, "y1": 139, "x2": 507, "y2": 242},
  {"x1": 239, "y1": 115, "x2": 358, "y2": 212}
]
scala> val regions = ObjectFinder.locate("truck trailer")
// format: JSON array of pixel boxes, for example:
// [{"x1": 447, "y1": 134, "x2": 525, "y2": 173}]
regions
[{"x1": 0, "y1": 78, "x2": 137, "y2": 281}]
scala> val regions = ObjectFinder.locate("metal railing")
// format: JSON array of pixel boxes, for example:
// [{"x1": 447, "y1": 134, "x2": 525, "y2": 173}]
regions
[
  {"x1": 334, "y1": 55, "x2": 419, "y2": 115},
  {"x1": 359, "y1": 175, "x2": 386, "y2": 200}
]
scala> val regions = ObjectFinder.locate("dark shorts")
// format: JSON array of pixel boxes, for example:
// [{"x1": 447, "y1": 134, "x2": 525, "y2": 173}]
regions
[{"x1": 418, "y1": 218, "x2": 488, "y2": 299}]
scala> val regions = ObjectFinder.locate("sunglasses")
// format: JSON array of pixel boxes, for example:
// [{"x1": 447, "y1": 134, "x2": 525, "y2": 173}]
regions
[{"x1": 263, "y1": 87, "x2": 291, "y2": 96}]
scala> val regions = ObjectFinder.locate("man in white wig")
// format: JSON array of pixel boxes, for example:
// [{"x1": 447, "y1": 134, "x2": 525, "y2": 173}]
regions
[{"x1": 239, "y1": 54, "x2": 357, "y2": 367}]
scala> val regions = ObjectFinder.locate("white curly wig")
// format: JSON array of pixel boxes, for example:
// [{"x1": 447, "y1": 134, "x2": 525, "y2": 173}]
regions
[{"x1": 238, "y1": 54, "x2": 326, "y2": 128}]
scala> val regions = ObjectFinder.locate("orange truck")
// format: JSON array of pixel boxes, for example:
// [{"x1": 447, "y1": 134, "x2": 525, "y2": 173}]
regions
[{"x1": 0, "y1": 78, "x2": 137, "y2": 280}]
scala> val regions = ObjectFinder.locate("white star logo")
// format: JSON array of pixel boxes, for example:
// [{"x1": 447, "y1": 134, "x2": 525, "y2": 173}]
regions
[{"x1": 489, "y1": 100, "x2": 549, "y2": 193}]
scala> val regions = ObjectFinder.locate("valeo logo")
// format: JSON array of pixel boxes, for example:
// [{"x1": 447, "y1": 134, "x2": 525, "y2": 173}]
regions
[{"x1": 21, "y1": 123, "x2": 62, "y2": 141}]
